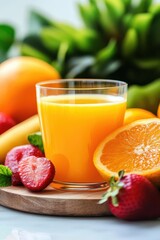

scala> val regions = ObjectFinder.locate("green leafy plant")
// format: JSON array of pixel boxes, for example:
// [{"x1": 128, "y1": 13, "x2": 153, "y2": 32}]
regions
[
  {"x1": 19, "y1": 0, "x2": 160, "y2": 88},
  {"x1": 0, "y1": 24, "x2": 15, "y2": 62}
]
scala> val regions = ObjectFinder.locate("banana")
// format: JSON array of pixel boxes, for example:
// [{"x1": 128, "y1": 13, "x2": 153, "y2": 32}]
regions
[{"x1": 0, "y1": 114, "x2": 40, "y2": 163}]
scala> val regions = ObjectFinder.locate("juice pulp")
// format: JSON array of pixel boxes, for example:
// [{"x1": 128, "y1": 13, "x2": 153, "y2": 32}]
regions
[{"x1": 38, "y1": 94, "x2": 126, "y2": 183}]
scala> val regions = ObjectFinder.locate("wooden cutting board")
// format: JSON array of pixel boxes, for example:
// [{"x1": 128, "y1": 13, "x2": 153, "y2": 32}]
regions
[{"x1": 0, "y1": 186, "x2": 110, "y2": 216}]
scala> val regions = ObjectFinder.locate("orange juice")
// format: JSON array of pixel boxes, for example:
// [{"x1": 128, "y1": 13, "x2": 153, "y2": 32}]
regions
[{"x1": 38, "y1": 94, "x2": 126, "y2": 183}]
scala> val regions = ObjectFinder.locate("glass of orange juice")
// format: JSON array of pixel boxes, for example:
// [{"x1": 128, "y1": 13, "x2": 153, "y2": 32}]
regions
[{"x1": 36, "y1": 79, "x2": 127, "y2": 191}]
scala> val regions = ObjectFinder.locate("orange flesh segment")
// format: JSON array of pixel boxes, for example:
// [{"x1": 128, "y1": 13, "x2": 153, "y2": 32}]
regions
[{"x1": 100, "y1": 122, "x2": 160, "y2": 173}]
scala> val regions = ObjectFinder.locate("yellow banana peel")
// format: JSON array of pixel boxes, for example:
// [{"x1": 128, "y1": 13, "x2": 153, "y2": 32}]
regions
[{"x1": 0, "y1": 114, "x2": 40, "y2": 163}]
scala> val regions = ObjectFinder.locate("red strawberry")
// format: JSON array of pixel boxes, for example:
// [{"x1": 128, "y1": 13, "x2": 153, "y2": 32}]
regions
[
  {"x1": 5, "y1": 144, "x2": 44, "y2": 186},
  {"x1": 100, "y1": 171, "x2": 160, "y2": 221},
  {"x1": 18, "y1": 156, "x2": 55, "y2": 192},
  {"x1": 0, "y1": 112, "x2": 16, "y2": 134}
]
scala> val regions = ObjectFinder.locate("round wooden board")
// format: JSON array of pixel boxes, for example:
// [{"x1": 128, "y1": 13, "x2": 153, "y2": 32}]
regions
[{"x1": 0, "y1": 186, "x2": 110, "y2": 216}]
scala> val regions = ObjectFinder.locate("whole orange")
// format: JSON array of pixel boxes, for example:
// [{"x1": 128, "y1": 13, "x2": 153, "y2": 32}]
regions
[
  {"x1": 0, "y1": 57, "x2": 60, "y2": 122},
  {"x1": 124, "y1": 108, "x2": 156, "y2": 125}
]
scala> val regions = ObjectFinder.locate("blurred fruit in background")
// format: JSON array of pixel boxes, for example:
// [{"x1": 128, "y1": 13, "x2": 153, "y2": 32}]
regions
[
  {"x1": 0, "y1": 112, "x2": 16, "y2": 134},
  {"x1": 124, "y1": 108, "x2": 156, "y2": 125},
  {"x1": 0, "y1": 56, "x2": 60, "y2": 122},
  {"x1": 127, "y1": 79, "x2": 160, "y2": 114},
  {"x1": 0, "y1": 0, "x2": 160, "y2": 114}
]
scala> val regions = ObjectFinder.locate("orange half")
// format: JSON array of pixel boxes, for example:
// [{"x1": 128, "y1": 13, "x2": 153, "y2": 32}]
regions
[{"x1": 94, "y1": 118, "x2": 160, "y2": 186}]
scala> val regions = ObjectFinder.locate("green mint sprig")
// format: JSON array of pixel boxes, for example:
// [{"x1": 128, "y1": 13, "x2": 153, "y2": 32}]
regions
[{"x1": 0, "y1": 165, "x2": 12, "y2": 187}]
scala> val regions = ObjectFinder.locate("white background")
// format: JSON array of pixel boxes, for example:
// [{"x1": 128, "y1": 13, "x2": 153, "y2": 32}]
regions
[{"x1": 0, "y1": 0, "x2": 86, "y2": 36}]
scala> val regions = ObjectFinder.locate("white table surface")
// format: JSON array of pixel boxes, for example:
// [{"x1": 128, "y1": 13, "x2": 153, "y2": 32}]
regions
[{"x1": 1, "y1": 205, "x2": 160, "y2": 240}]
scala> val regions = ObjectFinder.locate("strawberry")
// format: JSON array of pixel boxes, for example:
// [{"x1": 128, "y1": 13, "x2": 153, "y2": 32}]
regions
[
  {"x1": 0, "y1": 112, "x2": 16, "y2": 134},
  {"x1": 5, "y1": 144, "x2": 44, "y2": 186},
  {"x1": 100, "y1": 171, "x2": 160, "y2": 221},
  {"x1": 18, "y1": 156, "x2": 55, "y2": 192}
]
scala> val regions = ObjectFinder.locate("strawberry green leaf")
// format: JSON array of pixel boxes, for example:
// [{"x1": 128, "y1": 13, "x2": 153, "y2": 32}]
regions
[
  {"x1": 98, "y1": 194, "x2": 109, "y2": 204},
  {"x1": 0, "y1": 165, "x2": 12, "y2": 187},
  {"x1": 28, "y1": 131, "x2": 44, "y2": 153},
  {"x1": 99, "y1": 171, "x2": 125, "y2": 206},
  {"x1": 118, "y1": 170, "x2": 125, "y2": 179}
]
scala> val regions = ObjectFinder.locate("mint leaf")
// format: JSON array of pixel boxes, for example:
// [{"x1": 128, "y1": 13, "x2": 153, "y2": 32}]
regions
[
  {"x1": 28, "y1": 131, "x2": 44, "y2": 153},
  {"x1": 0, "y1": 165, "x2": 12, "y2": 187}
]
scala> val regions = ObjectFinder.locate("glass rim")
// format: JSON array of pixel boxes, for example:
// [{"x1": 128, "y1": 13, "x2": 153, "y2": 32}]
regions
[{"x1": 36, "y1": 79, "x2": 127, "y2": 91}]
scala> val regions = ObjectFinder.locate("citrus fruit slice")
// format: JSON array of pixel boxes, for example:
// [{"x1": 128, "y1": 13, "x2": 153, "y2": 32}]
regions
[
  {"x1": 124, "y1": 108, "x2": 156, "y2": 125},
  {"x1": 94, "y1": 118, "x2": 160, "y2": 186}
]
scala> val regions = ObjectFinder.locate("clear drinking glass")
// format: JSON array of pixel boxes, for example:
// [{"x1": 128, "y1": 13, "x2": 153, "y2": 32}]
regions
[{"x1": 36, "y1": 79, "x2": 127, "y2": 191}]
